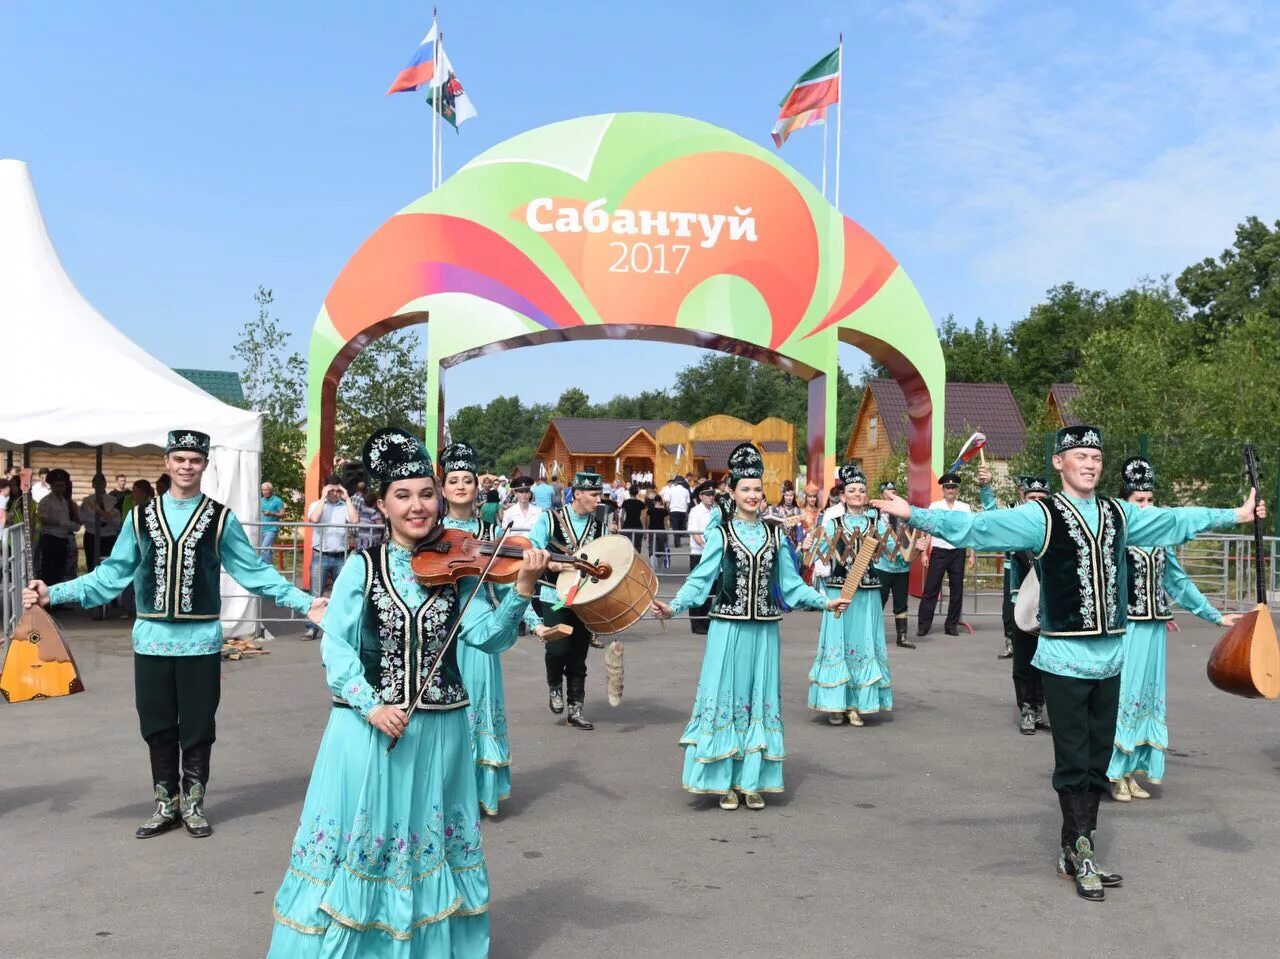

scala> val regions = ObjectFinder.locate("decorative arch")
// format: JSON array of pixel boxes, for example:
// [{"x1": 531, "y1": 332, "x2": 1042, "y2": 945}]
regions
[{"x1": 307, "y1": 112, "x2": 944, "y2": 513}]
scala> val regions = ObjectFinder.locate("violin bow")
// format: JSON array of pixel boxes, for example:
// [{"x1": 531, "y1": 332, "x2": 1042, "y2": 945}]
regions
[{"x1": 387, "y1": 522, "x2": 516, "y2": 753}]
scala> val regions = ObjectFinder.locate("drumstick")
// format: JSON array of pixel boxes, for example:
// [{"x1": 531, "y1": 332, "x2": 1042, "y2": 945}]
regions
[{"x1": 978, "y1": 448, "x2": 987, "y2": 467}]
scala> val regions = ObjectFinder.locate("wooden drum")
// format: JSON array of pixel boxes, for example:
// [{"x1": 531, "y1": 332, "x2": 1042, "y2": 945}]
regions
[{"x1": 555, "y1": 536, "x2": 658, "y2": 636}]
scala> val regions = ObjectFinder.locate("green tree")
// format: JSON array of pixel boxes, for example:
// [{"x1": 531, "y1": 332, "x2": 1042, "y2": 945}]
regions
[
  {"x1": 553, "y1": 387, "x2": 593, "y2": 418},
  {"x1": 1177, "y1": 216, "x2": 1280, "y2": 347},
  {"x1": 334, "y1": 329, "x2": 427, "y2": 459},
  {"x1": 231, "y1": 287, "x2": 307, "y2": 499},
  {"x1": 1006, "y1": 283, "x2": 1117, "y2": 414}
]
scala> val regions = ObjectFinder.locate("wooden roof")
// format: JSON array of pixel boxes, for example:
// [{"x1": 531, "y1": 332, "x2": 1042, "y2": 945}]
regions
[
  {"x1": 863, "y1": 379, "x2": 1026, "y2": 458},
  {"x1": 1048, "y1": 383, "x2": 1083, "y2": 427},
  {"x1": 546, "y1": 418, "x2": 673, "y2": 454}
]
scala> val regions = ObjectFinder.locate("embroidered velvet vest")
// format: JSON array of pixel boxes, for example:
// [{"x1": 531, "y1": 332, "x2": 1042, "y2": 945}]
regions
[
  {"x1": 710, "y1": 521, "x2": 783, "y2": 622},
  {"x1": 1126, "y1": 547, "x2": 1173, "y2": 621},
  {"x1": 134, "y1": 495, "x2": 228, "y2": 621},
  {"x1": 825, "y1": 515, "x2": 881, "y2": 590},
  {"x1": 357, "y1": 546, "x2": 465, "y2": 711},
  {"x1": 1032, "y1": 494, "x2": 1128, "y2": 638},
  {"x1": 538, "y1": 507, "x2": 601, "y2": 590}
]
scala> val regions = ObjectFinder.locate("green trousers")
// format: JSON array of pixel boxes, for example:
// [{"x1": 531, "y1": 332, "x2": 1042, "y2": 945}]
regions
[
  {"x1": 134, "y1": 653, "x2": 222, "y2": 751},
  {"x1": 1041, "y1": 672, "x2": 1120, "y2": 794}
]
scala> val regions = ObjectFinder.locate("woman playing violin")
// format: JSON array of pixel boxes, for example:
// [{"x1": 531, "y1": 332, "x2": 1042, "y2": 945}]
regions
[
  {"x1": 269, "y1": 427, "x2": 550, "y2": 958},
  {"x1": 439, "y1": 442, "x2": 543, "y2": 817}
]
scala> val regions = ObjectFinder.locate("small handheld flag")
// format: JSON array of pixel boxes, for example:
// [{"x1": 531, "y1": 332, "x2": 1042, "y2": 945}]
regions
[{"x1": 947, "y1": 432, "x2": 987, "y2": 474}]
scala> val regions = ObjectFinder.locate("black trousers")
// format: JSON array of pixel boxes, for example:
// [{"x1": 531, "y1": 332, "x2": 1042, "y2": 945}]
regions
[
  {"x1": 1011, "y1": 628, "x2": 1044, "y2": 708},
  {"x1": 37, "y1": 535, "x2": 69, "y2": 586},
  {"x1": 878, "y1": 569, "x2": 909, "y2": 618},
  {"x1": 135, "y1": 653, "x2": 222, "y2": 751},
  {"x1": 917, "y1": 547, "x2": 964, "y2": 633},
  {"x1": 668, "y1": 510, "x2": 688, "y2": 549},
  {"x1": 542, "y1": 606, "x2": 592, "y2": 701},
  {"x1": 1042, "y1": 672, "x2": 1120, "y2": 794}
]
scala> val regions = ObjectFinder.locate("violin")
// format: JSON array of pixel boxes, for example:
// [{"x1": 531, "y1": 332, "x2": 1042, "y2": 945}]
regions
[{"x1": 409, "y1": 526, "x2": 611, "y2": 588}]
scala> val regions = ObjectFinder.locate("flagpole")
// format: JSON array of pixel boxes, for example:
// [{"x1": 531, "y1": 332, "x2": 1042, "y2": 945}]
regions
[
  {"x1": 821, "y1": 119, "x2": 828, "y2": 199},
  {"x1": 834, "y1": 34, "x2": 843, "y2": 209},
  {"x1": 431, "y1": 11, "x2": 439, "y2": 189},
  {"x1": 437, "y1": 31, "x2": 445, "y2": 187}
]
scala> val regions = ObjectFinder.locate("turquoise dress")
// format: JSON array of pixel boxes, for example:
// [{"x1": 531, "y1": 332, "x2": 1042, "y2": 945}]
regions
[
  {"x1": 1106, "y1": 550, "x2": 1221, "y2": 784},
  {"x1": 808, "y1": 512, "x2": 893, "y2": 715},
  {"x1": 269, "y1": 542, "x2": 528, "y2": 958},
  {"x1": 907, "y1": 497, "x2": 1236, "y2": 678},
  {"x1": 441, "y1": 517, "x2": 538, "y2": 817},
  {"x1": 668, "y1": 516, "x2": 828, "y2": 796}
]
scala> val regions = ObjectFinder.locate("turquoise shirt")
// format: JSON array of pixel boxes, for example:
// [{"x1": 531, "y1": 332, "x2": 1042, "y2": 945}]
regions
[
  {"x1": 817, "y1": 511, "x2": 896, "y2": 576},
  {"x1": 318, "y1": 542, "x2": 529, "y2": 718},
  {"x1": 531, "y1": 483, "x2": 555, "y2": 510},
  {"x1": 442, "y1": 515, "x2": 540, "y2": 631},
  {"x1": 669, "y1": 518, "x2": 828, "y2": 616},
  {"x1": 259, "y1": 494, "x2": 285, "y2": 533},
  {"x1": 48, "y1": 492, "x2": 315, "y2": 656},
  {"x1": 1155, "y1": 549, "x2": 1223, "y2": 625},
  {"x1": 527, "y1": 507, "x2": 597, "y2": 614},
  {"x1": 908, "y1": 496, "x2": 1236, "y2": 679},
  {"x1": 873, "y1": 520, "x2": 913, "y2": 574}
]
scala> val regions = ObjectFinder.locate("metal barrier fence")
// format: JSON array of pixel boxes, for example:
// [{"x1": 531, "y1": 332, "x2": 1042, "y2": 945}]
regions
[{"x1": 2, "y1": 524, "x2": 25, "y2": 636}]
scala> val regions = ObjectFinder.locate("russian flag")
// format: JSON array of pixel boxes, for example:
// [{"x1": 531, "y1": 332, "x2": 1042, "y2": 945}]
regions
[
  {"x1": 947, "y1": 432, "x2": 988, "y2": 473},
  {"x1": 386, "y1": 24, "x2": 439, "y2": 95}
]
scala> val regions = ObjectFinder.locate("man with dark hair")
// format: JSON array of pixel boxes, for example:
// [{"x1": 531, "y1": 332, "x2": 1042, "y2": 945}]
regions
[
  {"x1": 874, "y1": 425, "x2": 1265, "y2": 902},
  {"x1": 25, "y1": 430, "x2": 325, "y2": 840},
  {"x1": 915, "y1": 472, "x2": 974, "y2": 637}
]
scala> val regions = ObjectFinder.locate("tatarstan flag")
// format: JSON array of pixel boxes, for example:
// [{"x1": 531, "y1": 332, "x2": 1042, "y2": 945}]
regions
[
  {"x1": 768, "y1": 47, "x2": 839, "y2": 144},
  {"x1": 772, "y1": 105, "x2": 827, "y2": 147}
]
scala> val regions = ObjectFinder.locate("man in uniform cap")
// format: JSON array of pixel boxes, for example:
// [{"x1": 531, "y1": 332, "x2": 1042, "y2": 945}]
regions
[
  {"x1": 25, "y1": 430, "x2": 326, "y2": 840},
  {"x1": 915, "y1": 471, "x2": 974, "y2": 637}
]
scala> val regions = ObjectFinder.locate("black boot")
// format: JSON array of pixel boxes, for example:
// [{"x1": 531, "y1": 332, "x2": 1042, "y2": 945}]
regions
[
  {"x1": 998, "y1": 634, "x2": 1014, "y2": 659},
  {"x1": 1035, "y1": 703, "x2": 1051, "y2": 731},
  {"x1": 548, "y1": 683, "x2": 565, "y2": 714},
  {"x1": 1019, "y1": 703, "x2": 1037, "y2": 735},
  {"x1": 895, "y1": 618, "x2": 916, "y2": 649},
  {"x1": 135, "y1": 740, "x2": 181, "y2": 839},
  {"x1": 1061, "y1": 792, "x2": 1104, "y2": 901},
  {"x1": 1086, "y1": 789, "x2": 1123, "y2": 887},
  {"x1": 565, "y1": 676, "x2": 594, "y2": 730},
  {"x1": 180, "y1": 743, "x2": 213, "y2": 838}
]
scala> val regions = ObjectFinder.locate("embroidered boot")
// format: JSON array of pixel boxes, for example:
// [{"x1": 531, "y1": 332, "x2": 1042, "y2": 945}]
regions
[
  {"x1": 566, "y1": 677, "x2": 594, "y2": 730},
  {"x1": 1070, "y1": 835, "x2": 1106, "y2": 901},
  {"x1": 135, "y1": 785, "x2": 181, "y2": 839},
  {"x1": 1125, "y1": 774, "x2": 1150, "y2": 800},
  {"x1": 136, "y1": 739, "x2": 181, "y2": 839},
  {"x1": 742, "y1": 791, "x2": 766, "y2": 810},
  {"x1": 895, "y1": 618, "x2": 915, "y2": 649},
  {"x1": 548, "y1": 683, "x2": 565, "y2": 715},
  {"x1": 1086, "y1": 789, "x2": 1123, "y2": 887},
  {"x1": 718, "y1": 790, "x2": 740, "y2": 810},
  {"x1": 827, "y1": 712, "x2": 845, "y2": 725},
  {"x1": 1111, "y1": 778, "x2": 1132, "y2": 803},
  {"x1": 1035, "y1": 704, "x2": 1051, "y2": 731},
  {"x1": 846, "y1": 708, "x2": 864, "y2": 727},
  {"x1": 1019, "y1": 703, "x2": 1037, "y2": 735},
  {"x1": 180, "y1": 743, "x2": 213, "y2": 838},
  {"x1": 998, "y1": 634, "x2": 1014, "y2": 659}
]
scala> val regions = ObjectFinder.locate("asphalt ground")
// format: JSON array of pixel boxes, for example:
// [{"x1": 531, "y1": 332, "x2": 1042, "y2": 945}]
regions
[{"x1": 2, "y1": 601, "x2": 1278, "y2": 959}]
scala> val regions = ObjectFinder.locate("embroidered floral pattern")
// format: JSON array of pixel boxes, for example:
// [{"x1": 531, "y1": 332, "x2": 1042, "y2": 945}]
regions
[
  {"x1": 1054, "y1": 498, "x2": 1097, "y2": 631},
  {"x1": 289, "y1": 804, "x2": 484, "y2": 887},
  {"x1": 711, "y1": 520, "x2": 781, "y2": 621},
  {"x1": 1099, "y1": 504, "x2": 1120, "y2": 630},
  {"x1": 178, "y1": 499, "x2": 218, "y2": 614},
  {"x1": 686, "y1": 686, "x2": 784, "y2": 740},
  {"x1": 1127, "y1": 547, "x2": 1172, "y2": 620},
  {"x1": 141, "y1": 501, "x2": 168, "y2": 610}
]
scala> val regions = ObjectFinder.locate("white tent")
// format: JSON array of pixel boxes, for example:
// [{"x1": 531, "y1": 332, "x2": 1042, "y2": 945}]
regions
[{"x1": 0, "y1": 159, "x2": 266, "y2": 635}]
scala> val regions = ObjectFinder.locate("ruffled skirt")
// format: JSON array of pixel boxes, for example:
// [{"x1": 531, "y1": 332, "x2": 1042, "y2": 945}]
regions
[
  {"x1": 678, "y1": 618, "x2": 785, "y2": 795},
  {"x1": 807, "y1": 586, "x2": 893, "y2": 715},
  {"x1": 269, "y1": 707, "x2": 490, "y2": 958},
  {"x1": 456, "y1": 641, "x2": 511, "y2": 815},
  {"x1": 1107, "y1": 620, "x2": 1168, "y2": 783}
]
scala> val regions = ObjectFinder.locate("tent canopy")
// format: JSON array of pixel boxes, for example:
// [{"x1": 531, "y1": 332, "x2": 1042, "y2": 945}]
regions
[
  {"x1": 0, "y1": 158, "x2": 266, "y2": 635},
  {"x1": 0, "y1": 159, "x2": 262, "y2": 454}
]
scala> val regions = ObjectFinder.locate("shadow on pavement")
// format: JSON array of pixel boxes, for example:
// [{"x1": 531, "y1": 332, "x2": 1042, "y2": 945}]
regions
[
  {"x1": 489, "y1": 878, "x2": 669, "y2": 958},
  {"x1": 0, "y1": 776, "x2": 101, "y2": 817}
]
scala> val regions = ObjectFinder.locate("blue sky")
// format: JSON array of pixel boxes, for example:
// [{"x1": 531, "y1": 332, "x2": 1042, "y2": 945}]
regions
[{"x1": 5, "y1": 1, "x2": 1278, "y2": 410}]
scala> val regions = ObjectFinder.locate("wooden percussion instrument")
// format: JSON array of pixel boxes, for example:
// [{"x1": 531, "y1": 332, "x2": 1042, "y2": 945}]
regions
[
  {"x1": 1207, "y1": 446, "x2": 1279, "y2": 699},
  {"x1": 1, "y1": 469, "x2": 85, "y2": 703},
  {"x1": 555, "y1": 536, "x2": 657, "y2": 636},
  {"x1": 832, "y1": 511, "x2": 882, "y2": 620}
]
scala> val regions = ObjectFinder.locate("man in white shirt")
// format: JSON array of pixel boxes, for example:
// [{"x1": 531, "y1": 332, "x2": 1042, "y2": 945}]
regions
[
  {"x1": 303, "y1": 475, "x2": 358, "y2": 639},
  {"x1": 664, "y1": 476, "x2": 691, "y2": 550},
  {"x1": 685, "y1": 482, "x2": 718, "y2": 634},
  {"x1": 916, "y1": 471, "x2": 975, "y2": 637},
  {"x1": 610, "y1": 480, "x2": 627, "y2": 509},
  {"x1": 30, "y1": 468, "x2": 51, "y2": 503}
]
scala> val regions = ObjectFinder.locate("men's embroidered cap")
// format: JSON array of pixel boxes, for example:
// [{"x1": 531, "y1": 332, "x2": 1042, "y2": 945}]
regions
[
  {"x1": 939, "y1": 471, "x2": 961, "y2": 488},
  {"x1": 1121, "y1": 457, "x2": 1156, "y2": 493},
  {"x1": 572, "y1": 470, "x2": 604, "y2": 491},
  {"x1": 1018, "y1": 475, "x2": 1050, "y2": 494},
  {"x1": 837, "y1": 464, "x2": 867, "y2": 487},
  {"x1": 165, "y1": 430, "x2": 210, "y2": 456},
  {"x1": 439, "y1": 442, "x2": 478, "y2": 477},
  {"x1": 1054, "y1": 425, "x2": 1103, "y2": 454},
  {"x1": 363, "y1": 428, "x2": 433, "y2": 486},
  {"x1": 879, "y1": 481, "x2": 897, "y2": 493},
  {"x1": 727, "y1": 443, "x2": 764, "y2": 487}
]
